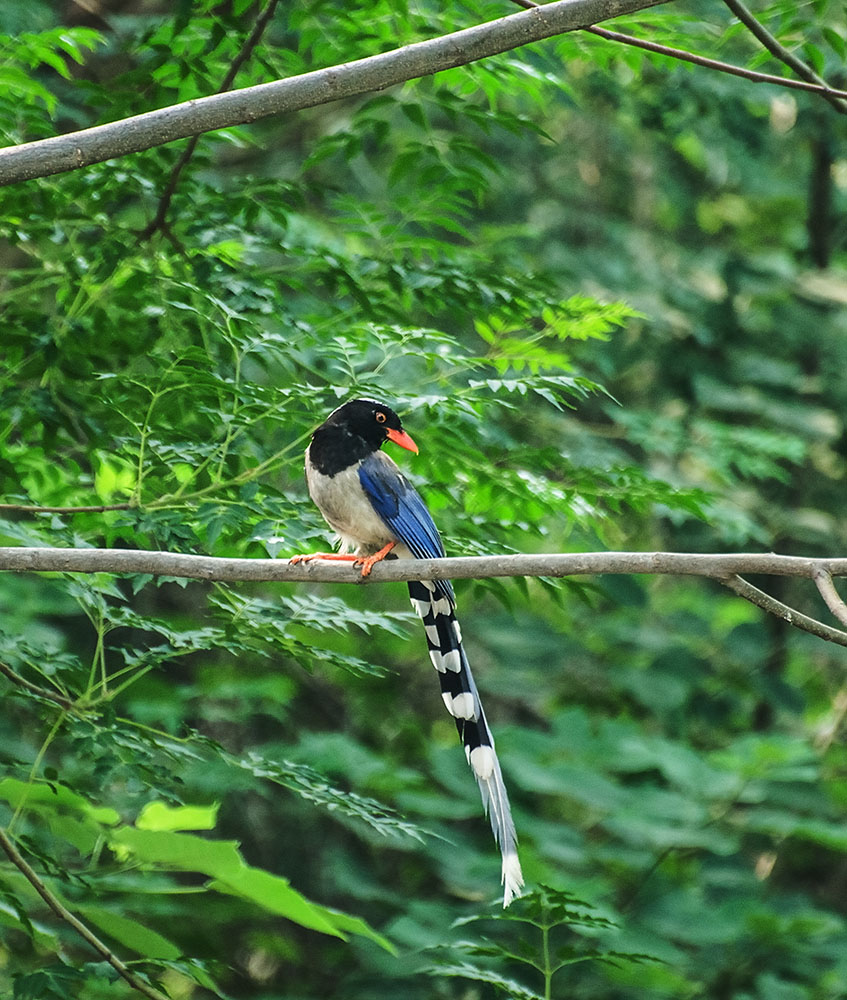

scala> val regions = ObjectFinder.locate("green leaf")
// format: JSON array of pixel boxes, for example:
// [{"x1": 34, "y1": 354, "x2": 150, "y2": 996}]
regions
[
  {"x1": 229, "y1": 752, "x2": 429, "y2": 841},
  {"x1": 0, "y1": 778, "x2": 120, "y2": 826},
  {"x1": 136, "y1": 800, "x2": 219, "y2": 832},
  {"x1": 0, "y1": 879, "x2": 36, "y2": 940},
  {"x1": 13, "y1": 963, "x2": 90, "y2": 1000},
  {"x1": 426, "y1": 962, "x2": 546, "y2": 1000},
  {"x1": 78, "y1": 906, "x2": 182, "y2": 960},
  {"x1": 109, "y1": 825, "x2": 393, "y2": 948}
]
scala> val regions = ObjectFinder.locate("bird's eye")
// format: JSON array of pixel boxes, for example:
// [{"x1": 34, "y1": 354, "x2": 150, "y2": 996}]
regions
[{"x1": 375, "y1": 412, "x2": 387, "y2": 424}]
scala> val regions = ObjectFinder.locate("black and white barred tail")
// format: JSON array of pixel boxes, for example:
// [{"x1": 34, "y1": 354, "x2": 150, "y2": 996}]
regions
[{"x1": 408, "y1": 578, "x2": 523, "y2": 906}]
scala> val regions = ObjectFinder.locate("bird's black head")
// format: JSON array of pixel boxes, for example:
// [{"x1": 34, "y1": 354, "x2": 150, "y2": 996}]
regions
[{"x1": 309, "y1": 398, "x2": 418, "y2": 474}]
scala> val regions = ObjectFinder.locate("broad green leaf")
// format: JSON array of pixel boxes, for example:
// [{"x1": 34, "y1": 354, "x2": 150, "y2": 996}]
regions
[
  {"x1": 137, "y1": 801, "x2": 219, "y2": 832},
  {"x1": 110, "y1": 825, "x2": 392, "y2": 947},
  {"x1": 0, "y1": 779, "x2": 119, "y2": 826},
  {"x1": 78, "y1": 906, "x2": 182, "y2": 961}
]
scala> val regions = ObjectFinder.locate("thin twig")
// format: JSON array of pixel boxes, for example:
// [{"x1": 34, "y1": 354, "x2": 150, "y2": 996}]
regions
[
  {"x1": 721, "y1": 574, "x2": 847, "y2": 648},
  {"x1": 722, "y1": 0, "x2": 847, "y2": 114},
  {"x1": 812, "y1": 568, "x2": 847, "y2": 628},
  {"x1": 140, "y1": 0, "x2": 281, "y2": 241},
  {"x1": 585, "y1": 25, "x2": 847, "y2": 102},
  {"x1": 0, "y1": 827, "x2": 171, "y2": 1000},
  {"x1": 0, "y1": 661, "x2": 74, "y2": 709},
  {"x1": 0, "y1": 503, "x2": 132, "y2": 514},
  {"x1": 510, "y1": 0, "x2": 847, "y2": 104}
]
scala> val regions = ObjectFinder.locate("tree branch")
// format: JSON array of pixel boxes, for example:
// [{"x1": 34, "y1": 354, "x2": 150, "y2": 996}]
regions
[
  {"x1": 5, "y1": 547, "x2": 847, "y2": 644},
  {"x1": 4, "y1": 546, "x2": 847, "y2": 584},
  {"x1": 510, "y1": 0, "x2": 847, "y2": 104},
  {"x1": 722, "y1": 0, "x2": 847, "y2": 115},
  {"x1": 0, "y1": 826, "x2": 171, "y2": 1000},
  {"x1": 584, "y1": 25, "x2": 847, "y2": 102},
  {"x1": 813, "y1": 569, "x2": 847, "y2": 628},
  {"x1": 0, "y1": 503, "x2": 132, "y2": 514},
  {"x1": 0, "y1": 0, "x2": 669, "y2": 187},
  {"x1": 721, "y1": 574, "x2": 847, "y2": 648}
]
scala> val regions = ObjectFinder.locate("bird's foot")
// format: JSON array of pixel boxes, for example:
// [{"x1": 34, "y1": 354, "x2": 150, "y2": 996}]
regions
[
  {"x1": 290, "y1": 543, "x2": 396, "y2": 577},
  {"x1": 353, "y1": 541, "x2": 396, "y2": 577}
]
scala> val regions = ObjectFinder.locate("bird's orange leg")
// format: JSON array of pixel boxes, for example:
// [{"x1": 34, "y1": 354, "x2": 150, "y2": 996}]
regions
[
  {"x1": 355, "y1": 541, "x2": 396, "y2": 577},
  {"x1": 289, "y1": 542, "x2": 396, "y2": 577},
  {"x1": 289, "y1": 552, "x2": 359, "y2": 566}
]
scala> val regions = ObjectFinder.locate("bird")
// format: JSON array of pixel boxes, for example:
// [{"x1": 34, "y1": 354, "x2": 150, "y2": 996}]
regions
[{"x1": 292, "y1": 398, "x2": 524, "y2": 906}]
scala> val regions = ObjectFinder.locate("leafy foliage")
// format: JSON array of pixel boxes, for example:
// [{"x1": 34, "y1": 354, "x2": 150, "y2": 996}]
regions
[
  {"x1": 427, "y1": 885, "x2": 654, "y2": 999},
  {"x1": 1, "y1": 1, "x2": 847, "y2": 998}
]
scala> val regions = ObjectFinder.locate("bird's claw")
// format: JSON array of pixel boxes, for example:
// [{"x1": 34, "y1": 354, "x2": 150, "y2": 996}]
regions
[
  {"x1": 355, "y1": 541, "x2": 397, "y2": 577},
  {"x1": 289, "y1": 542, "x2": 396, "y2": 578}
]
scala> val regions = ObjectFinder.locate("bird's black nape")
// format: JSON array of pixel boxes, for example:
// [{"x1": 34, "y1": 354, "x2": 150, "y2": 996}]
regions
[{"x1": 309, "y1": 398, "x2": 413, "y2": 475}]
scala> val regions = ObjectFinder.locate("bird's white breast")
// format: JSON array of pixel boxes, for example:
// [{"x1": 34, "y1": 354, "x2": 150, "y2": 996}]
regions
[{"x1": 306, "y1": 458, "x2": 403, "y2": 556}]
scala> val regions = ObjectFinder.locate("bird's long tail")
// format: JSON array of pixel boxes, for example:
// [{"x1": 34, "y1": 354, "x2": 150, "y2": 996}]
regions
[{"x1": 408, "y1": 578, "x2": 523, "y2": 906}]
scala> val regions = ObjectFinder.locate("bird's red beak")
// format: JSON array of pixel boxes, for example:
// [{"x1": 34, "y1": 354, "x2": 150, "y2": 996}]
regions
[{"x1": 386, "y1": 427, "x2": 419, "y2": 454}]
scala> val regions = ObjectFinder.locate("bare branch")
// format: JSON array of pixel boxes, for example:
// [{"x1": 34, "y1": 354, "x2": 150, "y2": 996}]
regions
[
  {"x1": 6, "y1": 546, "x2": 847, "y2": 644},
  {"x1": 0, "y1": 503, "x2": 132, "y2": 514},
  {"x1": 0, "y1": 0, "x2": 669, "y2": 187},
  {"x1": 0, "y1": 827, "x2": 171, "y2": 1000},
  {"x1": 511, "y1": 0, "x2": 847, "y2": 104},
  {"x1": 4, "y1": 545, "x2": 847, "y2": 584},
  {"x1": 585, "y1": 25, "x2": 847, "y2": 102},
  {"x1": 813, "y1": 569, "x2": 847, "y2": 628},
  {"x1": 723, "y1": 0, "x2": 847, "y2": 115},
  {"x1": 721, "y1": 574, "x2": 847, "y2": 648}
]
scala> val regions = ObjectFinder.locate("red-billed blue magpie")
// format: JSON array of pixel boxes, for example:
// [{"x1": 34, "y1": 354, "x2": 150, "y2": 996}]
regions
[{"x1": 293, "y1": 398, "x2": 523, "y2": 906}]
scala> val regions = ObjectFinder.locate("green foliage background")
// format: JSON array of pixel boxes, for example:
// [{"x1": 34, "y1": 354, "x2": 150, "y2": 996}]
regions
[{"x1": 1, "y1": 1, "x2": 846, "y2": 997}]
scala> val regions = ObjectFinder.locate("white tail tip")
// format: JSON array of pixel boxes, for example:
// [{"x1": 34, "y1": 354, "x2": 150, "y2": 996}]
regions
[{"x1": 502, "y1": 852, "x2": 525, "y2": 907}]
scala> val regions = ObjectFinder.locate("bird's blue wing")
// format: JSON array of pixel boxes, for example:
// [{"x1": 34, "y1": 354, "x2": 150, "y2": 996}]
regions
[
  {"x1": 358, "y1": 453, "x2": 454, "y2": 603},
  {"x1": 358, "y1": 453, "x2": 445, "y2": 559}
]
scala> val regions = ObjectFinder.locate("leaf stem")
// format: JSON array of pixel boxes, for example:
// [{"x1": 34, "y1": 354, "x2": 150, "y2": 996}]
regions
[
  {"x1": 542, "y1": 919, "x2": 553, "y2": 1000},
  {"x1": 0, "y1": 661, "x2": 74, "y2": 709},
  {"x1": 10, "y1": 711, "x2": 68, "y2": 832}
]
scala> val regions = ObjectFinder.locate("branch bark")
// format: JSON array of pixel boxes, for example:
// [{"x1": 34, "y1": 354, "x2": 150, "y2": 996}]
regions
[
  {"x1": 721, "y1": 574, "x2": 847, "y2": 648},
  {"x1": 0, "y1": 503, "x2": 132, "y2": 514},
  {"x1": 3, "y1": 546, "x2": 847, "y2": 652},
  {"x1": 3, "y1": 545, "x2": 847, "y2": 584},
  {"x1": 722, "y1": 0, "x2": 847, "y2": 115},
  {"x1": 585, "y1": 25, "x2": 847, "y2": 102},
  {"x1": 508, "y1": 0, "x2": 847, "y2": 105},
  {"x1": 0, "y1": 0, "x2": 669, "y2": 187},
  {"x1": 813, "y1": 569, "x2": 847, "y2": 628}
]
